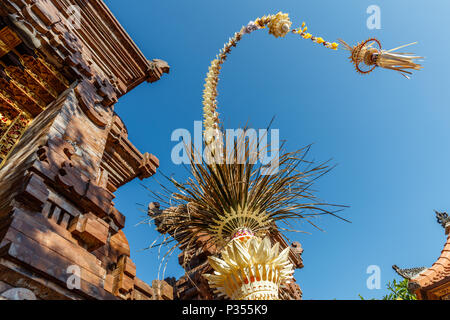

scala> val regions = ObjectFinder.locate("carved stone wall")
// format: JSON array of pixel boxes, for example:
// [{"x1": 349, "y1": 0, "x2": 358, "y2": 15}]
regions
[{"x1": 0, "y1": 0, "x2": 170, "y2": 300}]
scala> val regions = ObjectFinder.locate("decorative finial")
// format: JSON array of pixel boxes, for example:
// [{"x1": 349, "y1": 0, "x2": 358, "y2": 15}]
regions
[{"x1": 435, "y1": 211, "x2": 450, "y2": 233}]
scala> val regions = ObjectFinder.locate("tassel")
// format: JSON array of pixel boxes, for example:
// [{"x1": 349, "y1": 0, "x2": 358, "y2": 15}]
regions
[{"x1": 339, "y1": 38, "x2": 423, "y2": 79}]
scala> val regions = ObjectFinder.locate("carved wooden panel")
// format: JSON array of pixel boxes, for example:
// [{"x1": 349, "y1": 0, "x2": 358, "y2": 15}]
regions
[{"x1": 0, "y1": 27, "x2": 21, "y2": 57}]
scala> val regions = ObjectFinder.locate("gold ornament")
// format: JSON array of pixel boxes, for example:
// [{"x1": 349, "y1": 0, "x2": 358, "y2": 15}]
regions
[
  {"x1": 154, "y1": 12, "x2": 423, "y2": 302},
  {"x1": 209, "y1": 205, "x2": 272, "y2": 247}
]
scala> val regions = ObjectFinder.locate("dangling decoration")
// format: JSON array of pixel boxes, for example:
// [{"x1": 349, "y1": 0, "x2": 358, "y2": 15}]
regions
[{"x1": 339, "y1": 38, "x2": 423, "y2": 79}]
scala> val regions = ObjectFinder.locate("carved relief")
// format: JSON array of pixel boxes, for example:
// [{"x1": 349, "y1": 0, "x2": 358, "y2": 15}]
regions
[
  {"x1": 69, "y1": 213, "x2": 109, "y2": 251},
  {"x1": 1, "y1": 288, "x2": 37, "y2": 300},
  {"x1": 147, "y1": 59, "x2": 170, "y2": 83},
  {"x1": 56, "y1": 161, "x2": 89, "y2": 196},
  {"x1": 0, "y1": 113, "x2": 29, "y2": 160},
  {"x1": 102, "y1": 114, "x2": 159, "y2": 191},
  {"x1": 34, "y1": 136, "x2": 125, "y2": 235},
  {"x1": 0, "y1": 26, "x2": 21, "y2": 57},
  {"x1": 0, "y1": 0, "x2": 168, "y2": 301},
  {"x1": 75, "y1": 79, "x2": 109, "y2": 127}
]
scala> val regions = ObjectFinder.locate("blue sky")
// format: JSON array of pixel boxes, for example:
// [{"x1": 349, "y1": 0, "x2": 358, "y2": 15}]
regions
[{"x1": 104, "y1": 0, "x2": 450, "y2": 299}]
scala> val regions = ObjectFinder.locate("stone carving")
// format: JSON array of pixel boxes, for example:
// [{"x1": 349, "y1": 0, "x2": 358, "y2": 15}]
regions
[
  {"x1": 75, "y1": 80, "x2": 109, "y2": 127},
  {"x1": 436, "y1": 211, "x2": 450, "y2": 229},
  {"x1": 1, "y1": 288, "x2": 37, "y2": 300},
  {"x1": 291, "y1": 241, "x2": 304, "y2": 256},
  {"x1": 69, "y1": 213, "x2": 109, "y2": 251},
  {"x1": 0, "y1": 0, "x2": 167, "y2": 301},
  {"x1": 147, "y1": 59, "x2": 170, "y2": 83}
]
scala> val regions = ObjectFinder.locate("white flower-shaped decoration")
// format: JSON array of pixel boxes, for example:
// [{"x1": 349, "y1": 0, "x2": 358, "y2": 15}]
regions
[{"x1": 204, "y1": 236, "x2": 294, "y2": 300}]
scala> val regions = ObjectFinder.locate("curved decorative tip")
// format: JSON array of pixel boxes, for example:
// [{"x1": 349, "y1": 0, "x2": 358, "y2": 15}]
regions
[{"x1": 341, "y1": 38, "x2": 423, "y2": 78}]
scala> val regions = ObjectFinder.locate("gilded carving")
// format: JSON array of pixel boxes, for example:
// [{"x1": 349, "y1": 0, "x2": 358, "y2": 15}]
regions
[
  {"x1": 0, "y1": 26, "x2": 22, "y2": 57},
  {"x1": 0, "y1": 112, "x2": 30, "y2": 160},
  {"x1": 5, "y1": 65, "x2": 53, "y2": 106}
]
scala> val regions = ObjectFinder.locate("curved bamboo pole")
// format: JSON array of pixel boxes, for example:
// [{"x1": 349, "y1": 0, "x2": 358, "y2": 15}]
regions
[{"x1": 202, "y1": 12, "x2": 422, "y2": 150}]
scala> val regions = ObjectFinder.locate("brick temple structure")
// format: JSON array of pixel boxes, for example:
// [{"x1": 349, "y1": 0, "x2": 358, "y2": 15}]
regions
[
  {"x1": 0, "y1": 0, "x2": 305, "y2": 300},
  {"x1": 0, "y1": 0, "x2": 171, "y2": 300},
  {"x1": 394, "y1": 211, "x2": 450, "y2": 300}
]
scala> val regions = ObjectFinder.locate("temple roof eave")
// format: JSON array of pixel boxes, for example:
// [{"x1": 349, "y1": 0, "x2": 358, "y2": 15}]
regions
[{"x1": 406, "y1": 234, "x2": 450, "y2": 290}]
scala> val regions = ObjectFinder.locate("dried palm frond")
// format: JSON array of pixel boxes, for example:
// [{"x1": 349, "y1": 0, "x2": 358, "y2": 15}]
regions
[{"x1": 147, "y1": 130, "x2": 348, "y2": 263}]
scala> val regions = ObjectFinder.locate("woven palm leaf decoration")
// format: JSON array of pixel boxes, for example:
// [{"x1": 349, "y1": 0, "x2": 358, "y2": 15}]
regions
[{"x1": 150, "y1": 12, "x2": 422, "y2": 300}]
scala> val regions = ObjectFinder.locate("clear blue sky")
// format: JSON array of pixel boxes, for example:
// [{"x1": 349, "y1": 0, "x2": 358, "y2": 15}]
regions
[{"x1": 104, "y1": 0, "x2": 450, "y2": 299}]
